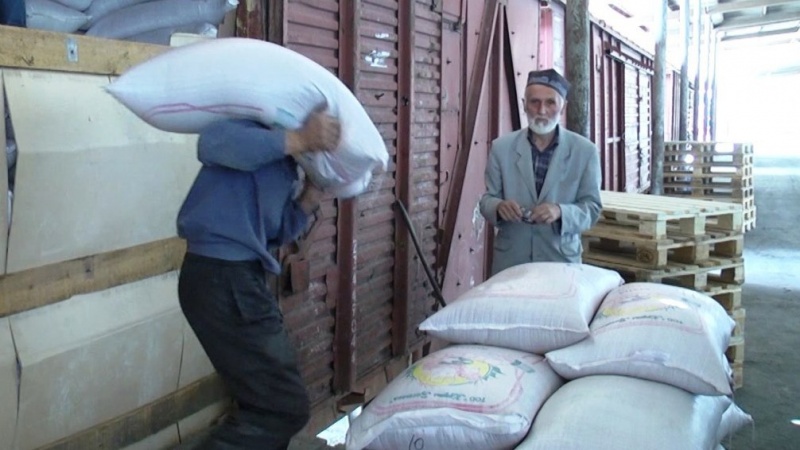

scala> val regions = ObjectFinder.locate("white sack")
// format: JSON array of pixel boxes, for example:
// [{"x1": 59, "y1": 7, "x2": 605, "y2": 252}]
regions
[
  {"x1": 345, "y1": 345, "x2": 563, "y2": 450},
  {"x1": 106, "y1": 38, "x2": 388, "y2": 198},
  {"x1": 718, "y1": 403, "x2": 753, "y2": 442},
  {"x1": 127, "y1": 22, "x2": 218, "y2": 45},
  {"x1": 546, "y1": 282, "x2": 735, "y2": 395},
  {"x1": 516, "y1": 375, "x2": 730, "y2": 450},
  {"x1": 418, "y1": 263, "x2": 623, "y2": 354},
  {"x1": 84, "y1": 0, "x2": 150, "y2": 28},
  {"x1": 26, "y1": 0, "x2": 89, "y2": 33},
  {"x1": 86, "y1": 0, "x2": 236, "y2": 39},
  {"x1": 52, "y1": 0, "x2": 92, "y2": 12}
]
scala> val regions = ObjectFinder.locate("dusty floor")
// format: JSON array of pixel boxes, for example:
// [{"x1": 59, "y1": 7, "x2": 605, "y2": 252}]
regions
[{"x1": 727, "y1": 155, "x2": 800, "y2": 450}]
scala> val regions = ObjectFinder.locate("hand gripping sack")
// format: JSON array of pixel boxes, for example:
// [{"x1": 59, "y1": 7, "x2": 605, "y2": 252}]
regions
[
  {"x1": 418, "y1": 263, "x2": 624, "y2": 354},
  {"x1": 345, "y1": 345, "x2": 563, "y2": 450},
  {"x1": 516, "y1": 375, "x2": 731, "y2": 450},
  {"x1": 545, "y1": 282, "x2": 736, "y2": 395},
  {"x1": 105, "y1": 38, "x2": 388, "y2": 198}
]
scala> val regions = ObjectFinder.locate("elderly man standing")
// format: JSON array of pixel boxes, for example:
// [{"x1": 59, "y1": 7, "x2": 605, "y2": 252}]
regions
[{"x1": 479, "y1": 68, "x2": 602, "y2": 275}]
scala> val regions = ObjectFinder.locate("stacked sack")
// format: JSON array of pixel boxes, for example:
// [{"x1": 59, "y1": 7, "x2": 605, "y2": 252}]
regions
[
  {"x1": 346, "y1": 264, "x2": 753, "y2": 449},
  {"x1": 522, "y1": 282, "x2": 753, "y2": 449},
  {"x1": 106, "y1": 38, "x2": 389, "y2": 197},
  {"x1": 25, "y1": 0, "x2": 232, "y2": 46},
  {"x1": 346, "y1": 263, "x2": 623, "y2": 450}
]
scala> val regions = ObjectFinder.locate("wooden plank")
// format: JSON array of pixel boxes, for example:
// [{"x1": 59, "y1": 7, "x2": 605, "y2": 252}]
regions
[
  {"x1": 0, "y1": 25, "x2": 166, "y2": 75},
  {"x1": 40, "y1": 374, "x2": 227, "y2": 450},
  {"x1": 727, "y1": 336, "x2": 745, "y2": 363},
  {"x1": 600, "y1": 191, "x2": 743, "y2": 218},
  {"x1": 0, "y1": 238, "x2": 185, "y2": 318},
  {"x1": 704, "y1": 283, "x2": 742, "y2": 312},
  {"x1": 732, "y1": 361, "x2": 744, "y2": 390},
  {"x1": 584, "y1": 254, "x2": 744, "y2": 290},
  {"x1": 582, "y1": 225, "x2": 743, "y2": 269},
  {"x1": 731, "y1": 307, "x2": 746, "y2": 338}
]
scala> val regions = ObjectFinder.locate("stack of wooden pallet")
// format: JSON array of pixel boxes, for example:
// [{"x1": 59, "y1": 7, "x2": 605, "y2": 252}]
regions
[
  {"x1": 582, "y1": 191, "x2": 747, "y2": 389},
  {"x1": 663, "y1": 142, "x2": 756, "y2": 232}
]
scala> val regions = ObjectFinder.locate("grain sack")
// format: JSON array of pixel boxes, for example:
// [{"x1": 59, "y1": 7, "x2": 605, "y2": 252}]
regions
[
  {"x1": 546, "y1": 282, "x2": 735, "y2": 395},
  {"x1": 127, "y1": 22, "x2": 218, "y2": 46},
  {"x1": 718, "y1": 403, "x2": 753, "y2": 442},
  {"x1": 516, "y1": 375, "x2": 730, "y2": 450},
  {"x1": 106, "y1": 38, "x2": 388, "y2": 198},
  {"x1": 86, "y1": 0, "x2": 236, "y2": 39},
  {"x1": 418, "y1": 263, "x2": 623, "y2": 354},
  {"x1": 26, "y1": 0, "x2": 88, "y2": 33},
  {"x1": 345, "y1": 345, "x2": 563, "y2": 450},
  {"x1": 51, "y1": 0, "x2": 92, "y2": 12},
  {"x1": 84, "y1": 0, "x2": 150, "y2": 28}
]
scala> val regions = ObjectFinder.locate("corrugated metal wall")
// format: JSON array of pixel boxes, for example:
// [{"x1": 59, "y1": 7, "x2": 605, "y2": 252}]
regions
[
  {"x1": 353, "y1": 0, "x2": 399, "y2": 381},
  {"x1": 279, "y1": 0, "x2": 342, "y2": 409},
  {"x1": 590, "y1": 25, "x2": 624, "y2": 192},
  {"x1": 408, "y1": 0, "x2": 442, "y2": 349},
  {"x1": 588, "y1": 24, "x2": 653, "y2": 193}
]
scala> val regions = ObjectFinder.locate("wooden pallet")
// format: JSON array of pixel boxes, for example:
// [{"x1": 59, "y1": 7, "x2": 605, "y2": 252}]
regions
[
  {"x1": 703, "y1": 282, "x2": 742, "y2": 312},
  {"x1": 663, "y1": 173, "x2": 754, "y2": 188},
  {"x1": 744, "y1": 206, "x2": 757, "y2": 232},
  {"x1": 598, "y1": 191, "x2": 744, "y2": 240},
  {"x1": 584, "y1": 255, "x2": 744, "y2": 290},
  {"x1": 732, "y1": 361, "x2": 744, "y2": 390},
  {"x1": 582, "y1": 228, "x2": 743, "y2": 269},
  {"x1": 665, "y1": 142, "x2": 754, "y2": 155},
  {"x1": 665, "y1": 152, "x2": 754, "y2": 166},
  {"x1": 731, "y1": 308, "x2": 746, "y2": 338},
  {"x1": 727, "y1": 335, "x2": 745, "y2": 363},
  {"x1": 663, "y1": 185, "x2": 754, "y2": 199},
  {"x1": 663, "y1": 163, "x2": 754, "y2": 178}
]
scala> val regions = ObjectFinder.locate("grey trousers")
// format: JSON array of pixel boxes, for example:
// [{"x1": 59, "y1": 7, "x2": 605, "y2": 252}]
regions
[{"x1": 178, "y1": 253, "x2": 310, "y2": 450}]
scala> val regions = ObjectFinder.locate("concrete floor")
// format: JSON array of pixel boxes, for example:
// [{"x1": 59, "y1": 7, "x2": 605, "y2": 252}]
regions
[{"x1": 727, "y1": 156, "x2": 800, "y2": 450}]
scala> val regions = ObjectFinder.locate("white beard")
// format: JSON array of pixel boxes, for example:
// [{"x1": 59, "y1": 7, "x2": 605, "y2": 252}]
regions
[{"x1": 528, "y1": 116, "x2": 559, "y2": 135}]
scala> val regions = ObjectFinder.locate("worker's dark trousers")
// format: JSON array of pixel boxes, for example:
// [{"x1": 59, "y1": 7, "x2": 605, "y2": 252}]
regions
[{"x1": 178, "y1": 253, "x2": 310, "y2": 450}]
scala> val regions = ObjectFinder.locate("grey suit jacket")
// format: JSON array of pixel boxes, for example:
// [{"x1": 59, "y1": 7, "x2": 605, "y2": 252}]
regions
[{"x1": 479, "y1": 126, "x2": 602, "y2": 275}]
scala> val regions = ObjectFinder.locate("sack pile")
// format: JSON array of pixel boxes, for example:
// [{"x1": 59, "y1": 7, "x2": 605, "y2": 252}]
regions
[
  {"x1": 107, "y1": 38, "x2": 389, "y2": 198},
  {"x1": 346, "y1": 263, "x2": 753, "y2": 449},
  {"x1": 25, "y1": 0, "x2": 231, "y2": 46}
]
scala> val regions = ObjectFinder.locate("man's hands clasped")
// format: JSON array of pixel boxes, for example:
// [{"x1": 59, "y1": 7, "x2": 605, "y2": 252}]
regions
[{"x1": 497, "y1": 200, "x2": 561, "y2": 225}]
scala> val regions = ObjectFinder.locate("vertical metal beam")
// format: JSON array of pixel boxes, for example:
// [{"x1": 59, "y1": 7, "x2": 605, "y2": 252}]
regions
[
  {"x1": 491, "y1": 8, "x2": 504, "y2": 150},
  {"x1": 565, "y1": 0, "x2": 590, "y2": 138},
  {"x1": 438, "y1": 0, "x2": 499, "y2": 279},
  {"x1": 652, "y1": 0, "x2": 667, "y2": 195},
  {"x1": 266, "y1": 0, "x2": 286, "y2": 44},
  {"x1": 710, "y1": 33, "x2": 719, "y2": 141},
  {"x1": 333, "y1": 0, "x2": 359, "y2": 393},
  {"x1": 692, "y1": 0, "x2": 702, "y2": 139},
  {"x1": 679, "y1": 0, "x2": 690, "y2": 140},
  {"x1": 392, "y1": 0, "x2": 415, "y2": 357}
]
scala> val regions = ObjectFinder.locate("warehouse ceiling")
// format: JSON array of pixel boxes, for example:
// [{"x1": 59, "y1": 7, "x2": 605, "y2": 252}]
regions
[
  {"x1": 590, "y1": 0, "x2": 800, "y2": 76},
  {"x1": 711, "y1": 0, "x2": 800, "y2": 76}
]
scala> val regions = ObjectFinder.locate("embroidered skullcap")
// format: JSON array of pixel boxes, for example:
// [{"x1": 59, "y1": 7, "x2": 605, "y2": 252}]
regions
[{"x1": 526, "y1": 68, "x2": 570, "y2": 99}]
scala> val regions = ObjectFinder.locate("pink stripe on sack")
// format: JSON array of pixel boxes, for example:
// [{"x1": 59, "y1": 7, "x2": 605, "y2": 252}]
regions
[
  {"x1": 371, "y1": 371, "x2": 526, "y2": 416},
  {"x1": 143, "y1": 103, "x2": 265, "y2": 120}
]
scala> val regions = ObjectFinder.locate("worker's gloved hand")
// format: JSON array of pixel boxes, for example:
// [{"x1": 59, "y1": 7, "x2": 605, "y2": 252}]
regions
[{"x1": 286, "y1": 102, "x2": 342, "y2": 155}]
